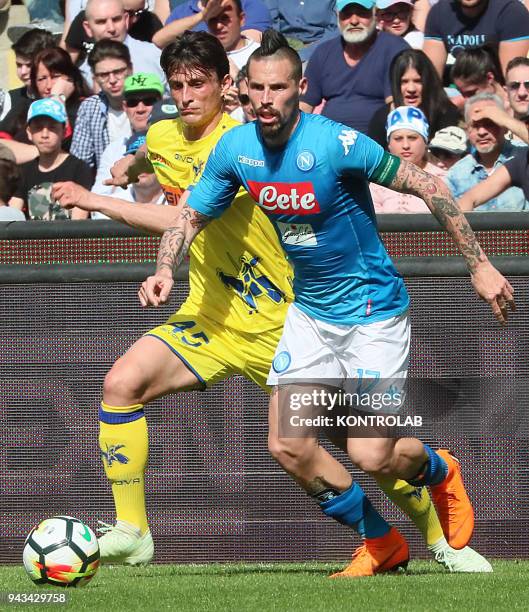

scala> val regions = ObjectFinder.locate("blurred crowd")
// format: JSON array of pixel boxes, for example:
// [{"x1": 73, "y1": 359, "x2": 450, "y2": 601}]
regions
[{"x1": 1, "y1": 0, "x2": 529, "y2": 220}]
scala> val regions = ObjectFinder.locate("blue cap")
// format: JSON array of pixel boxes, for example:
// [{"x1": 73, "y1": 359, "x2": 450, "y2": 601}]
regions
[
  {"x1": 27, "y1": 98, "x2": 67, "y2": 124},
  {"x1": 336, "y1": 0, "x2": 376, "y2": 11},
  {"x1": 386, "y1": 106, "x2": 430, "y2": 141}
]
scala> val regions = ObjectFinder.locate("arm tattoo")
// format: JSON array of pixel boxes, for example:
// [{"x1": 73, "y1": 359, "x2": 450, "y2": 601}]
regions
[
  {"x1": 387, "y1": 160, "x2": 487, "y2": 273},
  {"x1": 156, "y1": 204, "x2": 211, "y2": 276}
]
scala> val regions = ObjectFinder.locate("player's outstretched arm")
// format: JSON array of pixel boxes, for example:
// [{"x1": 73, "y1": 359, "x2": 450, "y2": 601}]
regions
[
  {"x1": 52, "y1": 181, "x2": 187, "y2": 235},
  {"x1": 139, "y1": 203, "x2": 212, "y2": 307},
  {"x1": 384, "y1": 159, "x2": 515, "y2": 324}
]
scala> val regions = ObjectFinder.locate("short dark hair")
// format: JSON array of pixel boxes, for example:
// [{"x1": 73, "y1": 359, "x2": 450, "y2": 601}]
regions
[
  {"x1": 88, "y1": 40, "x2": 131, "y2": 71},
  {"x1": 232, "y1": 0, "x2": 243, "y2": 14},
  {"x1": 0, "y1": 159, "x2": 21, "y2": 203},
  {"x1": 12, "y1": 28, "x2": 57, "y2": 58},
  {"x1": 160, "y1": 31, "x2": 229, "y2": 82},
  {"x1": 506, "y1": 56, "x2": 529, "y2": 75},
  {"x1": 247, "y1": 29, "x2": 302, "y2": 83},
  {"x1": 451, "y1": 46, "x2": 504, "y2": 86}
]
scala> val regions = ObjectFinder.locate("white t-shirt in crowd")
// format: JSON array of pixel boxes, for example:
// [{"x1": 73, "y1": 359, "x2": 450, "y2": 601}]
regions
[
  {"x1": 227, "y1": 37, "x2": 260, "y2": 71},
  {"x1": 106, "y1": 107, "x2": 132, "y2": 144}
]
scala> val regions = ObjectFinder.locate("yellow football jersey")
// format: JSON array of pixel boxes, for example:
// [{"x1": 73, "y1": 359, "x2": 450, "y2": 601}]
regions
[{"x1": 146, "y1": 114, "x2": 293, "y2": 333}]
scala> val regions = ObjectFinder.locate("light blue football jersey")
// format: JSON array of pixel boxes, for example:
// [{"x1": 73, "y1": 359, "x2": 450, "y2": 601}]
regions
[{"x1": 187, "y1": 112, "x2": 409, "y2": 325}]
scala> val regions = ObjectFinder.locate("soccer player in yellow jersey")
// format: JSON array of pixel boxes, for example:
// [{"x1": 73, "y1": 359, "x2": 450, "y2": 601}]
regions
[{"x1": 53, "y1": 31, "x2": 490, "y2": 575}]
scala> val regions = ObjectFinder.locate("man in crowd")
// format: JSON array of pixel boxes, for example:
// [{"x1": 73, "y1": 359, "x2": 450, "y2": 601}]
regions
[
  {"x1": 446, "y1": 92, "x2": 528, "y2": 211},
  {"x1": 79, "y1": 0, "x2": 164, "y2": 88},
  {"x1": 70, "y1": 40, "x2": 133, "y2": 169},
  {"x1": 53, "y1": 30, "x2": 492, "y2": 576},
  {"x1": 423, "y1": 0, "x2": 529, "y2": 79},
  {"x1": 300, "y1": 0, "x2": 408, "y2": 132},
  {"x1": 92, "y1": 72, "x2": 164, "y2": 208}
]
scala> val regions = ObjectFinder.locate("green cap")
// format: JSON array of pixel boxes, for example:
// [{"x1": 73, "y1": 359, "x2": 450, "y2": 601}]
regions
[{"x1": 124, "y1": 73, "x2": 164, "y2": 97}]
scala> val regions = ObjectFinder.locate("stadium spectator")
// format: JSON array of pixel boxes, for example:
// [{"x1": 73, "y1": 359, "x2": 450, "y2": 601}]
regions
[
  {"x1": 64, "y1": 0, "x2": 163, "y2": 65},
  {"x1": 376, "y1": 0, "x2": 423, "y2": 49},
  {"x1": 9, "y1": 99, "x2": 93, "y2": 219},
  {"x1": 92, "y1": 72, "x2": 165, "y2": 210},
  {"x1": 0, "y1": 28, "x2": 57, "y2": 132},
  {"x1": 300, "y1": 0, "x2": 409, "y2": 132},
  {"x1": 0, "y1": 155, "x2": 25, "y2": 221},
  {"x1": 231, "y1": 64, "x2": 255, "y2": 122},
  {"x1": 368, "y1": 49, "x2": 461, "y2": 148},
  {"x1": 153, "y1": 0, "x2": 270, "y2": 49},
  {"x1": 504, "y1": 57, "x2": 529, "y2": 142},
  {"x1": 70, "y1": 40, "x2": 133, "y2": 169},
  {"x1": 451, "y1": 46, "x2": 506, "y2": 103},
  {"x1": 429, "y1": 125, "x2": 468, "y2": 170},
  {"x1": 263, "y1": 0, "x2": 338, "y2": 50},
  {"x1": 446, "y1": 92, "x2": 528, "y2": 211},
  {"x1": 370, "y1": 106, "x2": 447, "y2": 213},
  {"x1": 79, "y1": 0, "x2": 164, "y2": 89},
  {"x1": 423, "y1": 0, "x2": 529, "y2": 79}
]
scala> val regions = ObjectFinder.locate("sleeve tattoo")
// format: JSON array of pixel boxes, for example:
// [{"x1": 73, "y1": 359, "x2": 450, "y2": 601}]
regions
[
  {"x1": 156, "y1": 203, "x2": 211, "y2": 276},
  {"x1": 386, "y1": 160, "x2": 486, "y2": 273}
]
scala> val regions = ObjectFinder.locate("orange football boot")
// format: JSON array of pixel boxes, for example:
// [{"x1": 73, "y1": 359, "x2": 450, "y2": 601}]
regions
[
  {"x1": 430, "y1": 449, "x2": 474, "y2": 549},
  {"x1": 330, "y1": 527, "x2": 409, "y2": 578}
]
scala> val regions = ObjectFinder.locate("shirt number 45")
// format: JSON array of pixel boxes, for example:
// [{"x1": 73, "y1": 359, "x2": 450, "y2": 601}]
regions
[{"x1": 169, "y1": 320, "x2": 209, "y2": 347}]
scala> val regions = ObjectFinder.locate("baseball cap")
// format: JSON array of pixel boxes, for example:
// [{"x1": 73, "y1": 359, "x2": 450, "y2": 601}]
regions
[
  {"x1": 27, "y1": 98, "x2": 67, "y2": 124},
  {"x1": 429, "y1": 126, "x2": 468, "y2": 155},
  {"x1": 124, "y1": 73, "x2": 164, "y2": 98},
  {"x1": 376, "y1": 0, "x2": 413, "y2": 10},
  {"x1": 336, "y1": 0, "x2": 376, "y2": 11},
  {"x1": 386, "y1": 106, "x2": 429, "y2": 141}
]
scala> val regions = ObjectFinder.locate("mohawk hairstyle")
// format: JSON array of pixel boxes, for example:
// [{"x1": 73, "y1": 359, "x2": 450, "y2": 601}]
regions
[{"x1": 247, "y1": 29, "x2": 302, "y2": 82}]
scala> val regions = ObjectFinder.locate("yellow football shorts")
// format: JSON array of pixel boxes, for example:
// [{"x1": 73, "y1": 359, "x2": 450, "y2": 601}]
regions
[{"x1": 144, "y1": 312, "x2": 282, "y2": 392}]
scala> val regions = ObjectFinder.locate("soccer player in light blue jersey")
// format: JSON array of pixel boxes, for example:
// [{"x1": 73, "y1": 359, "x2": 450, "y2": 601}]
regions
[{"x1": 140, "y1": 30, "x2": 514, "y2": 577}]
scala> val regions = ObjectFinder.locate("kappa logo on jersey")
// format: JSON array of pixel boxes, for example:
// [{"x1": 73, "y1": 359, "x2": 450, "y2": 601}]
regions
[
  {"x1": 338, "y1": 129, "x2": 358, "y2": 155},
  {"x1": 277, "y1": 222, "x2": 318, "y2": 247},
  {"x1": 217, "y1": 255, "x2": 286, "y2": 313},
  {"x1": 247, "y1": 180, "x2": 321, "y2": 215},
  {"x1": 238, "y1": 154, "x2": 265, "y2": 167}
]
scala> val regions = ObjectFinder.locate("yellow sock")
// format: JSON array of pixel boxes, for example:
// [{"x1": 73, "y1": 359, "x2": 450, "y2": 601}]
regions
[
  {"x1": 99, "y1": 401, "x2": 149, "y2": 534},
  {"x1": 375, "y1": 476, "x2": 444, "y2": 546}
]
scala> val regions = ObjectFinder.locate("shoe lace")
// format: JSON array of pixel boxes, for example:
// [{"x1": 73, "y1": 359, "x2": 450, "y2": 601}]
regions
[
  {"x1": 350, "y1": 543, "x2": 370, "y2": 562},
  {"x1": 434, "y1": 548, "x2": 456, "y2": 570}
]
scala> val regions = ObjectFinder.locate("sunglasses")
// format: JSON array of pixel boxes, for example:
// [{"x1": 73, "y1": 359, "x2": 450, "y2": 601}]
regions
[
  {"x1": 238, "y1": 93, "x2": 250, "y2": 105},
  {"x1": 378, "y1": 8, "x2": 411, "y2": 20},
  {"x1": 507, "y1": 81, "x2": 529, "y2": 91},
  {"x1": 125, "y1": 96, "x2": 158, "y2": 108},
  {"x1": 126, "y1": 8, "x2": 146, "y2": 18}
]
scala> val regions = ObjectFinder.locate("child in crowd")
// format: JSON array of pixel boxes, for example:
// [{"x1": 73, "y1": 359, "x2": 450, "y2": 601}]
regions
[{"x1": 9, "y1": 99, "x2": 93, "y2": 220}]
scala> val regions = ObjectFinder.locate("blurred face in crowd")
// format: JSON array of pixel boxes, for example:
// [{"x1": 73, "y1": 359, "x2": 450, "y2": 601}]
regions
[
  {"x1": 338, "y1": 4, "x2": 376, "y2": 44},
  {"x1": 388, "y1": 128, "x2": 427, "y2": 167},
  {"x1": 34, "y1": 62, "x2": 72, "y2": 98},
  {"x1": 377, "y1": 3, "x2": 412, "y2": 37},
  {"x1": 429, "y1": 148, "x2": 464, "y2": 171},
  {"x1": 453, "y1": 73, "x2": 495, "y2": 100},
  {"x1": 237, "y1": 77, "x2": 256, "y2": 122},
  {"x1": 505, "y1": 64, "x2": 529, "y2": 119},
  {"x1": 400, "y1": 67, "x2": 422, "y2": 107},
  {"x1": 167, "y1": 65, "x2": 229, "y2": 132},
  {"x1": 207, "y1": 0, "x2": 245, "y2": 52},
  {"x1": 26, "y1": 117, "x2": 65, "y2": 154},
  {"x1": 123, "y1": 0, "x2": 147, "y2": 28},
  {"x1": 247, "y1": 56, "x2": 306, "y2": 146},
  {"x1": 84, "y1": 0, "x2": 129, "y2": 43},
  {"x1": 93, "y1": 57, "x2": 132, "y2": 100},
  {"x1": 466, "y1": 99, "x2": 505, "y2": 155},
  {"x1": 123, "y1": 93, "x2": 160, "y2": 131},
  {"x1": 15, "y1": 54, "x2": 32, "y2": 86}
]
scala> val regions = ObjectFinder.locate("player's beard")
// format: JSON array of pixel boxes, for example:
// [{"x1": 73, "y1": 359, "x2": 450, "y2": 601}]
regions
[
  {"x1": 340, "y1": 19, "x2": 377, "y2": 44},
  {"x1": 258, "y1": 108, "x2": 297, "y2": 146}
]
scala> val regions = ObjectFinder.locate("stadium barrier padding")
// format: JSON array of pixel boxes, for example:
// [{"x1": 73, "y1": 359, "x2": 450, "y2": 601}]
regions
[{"x1": 1, "y1": 215, "x2": 528, "y2": 563}]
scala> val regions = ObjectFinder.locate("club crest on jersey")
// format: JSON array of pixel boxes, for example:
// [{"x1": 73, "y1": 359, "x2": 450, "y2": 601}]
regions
[
  {"x1": 247, "y1": 180, "x2": 320, "y2": 215},
  {"x1": 338, "y1": 129, "x2": 358, "y2": 155},
  {"x1": 273, "y1": 351, "x2": 291, "y2": 373},
  {"x1": 296, "y1": 150, "x2": 315, "y2": 172}
]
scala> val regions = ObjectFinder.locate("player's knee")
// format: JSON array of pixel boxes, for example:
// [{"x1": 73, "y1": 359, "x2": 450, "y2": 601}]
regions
[
  {"x1": 103, "y1": 358, "x2": 148, "y2": 405},
  {"x1": 268, "y1": 435, "x2": 315, "y2": 473},
  {"x1": 350, "y1": 449, "x2": 393, "y2": 476}
]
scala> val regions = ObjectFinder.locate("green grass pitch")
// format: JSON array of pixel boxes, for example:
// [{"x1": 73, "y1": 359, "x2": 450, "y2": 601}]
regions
[{"x1": 1, "y1": 561, "x2": 529, "y2": 611}]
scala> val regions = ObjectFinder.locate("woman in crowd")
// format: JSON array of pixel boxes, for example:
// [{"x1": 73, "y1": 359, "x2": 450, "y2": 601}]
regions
[
  {"x1": 370, "y1": 106, "x2": 448, "y2": 213},
  {"x1": 0, "y1": 47, "x2": 90, "y2": 156},
  {"x1": 368, "y1": 49, "x2": 461, "y2": 148},
  {"x1": 451, "y1": 46, "x2": 506, "y2": 103}
]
